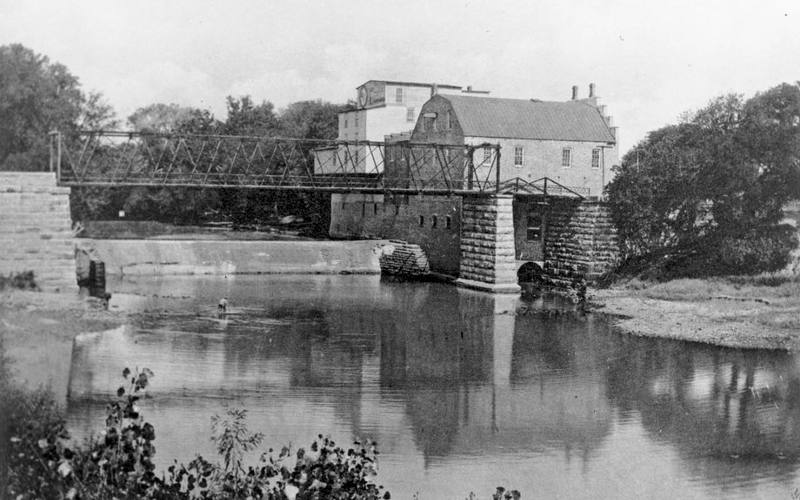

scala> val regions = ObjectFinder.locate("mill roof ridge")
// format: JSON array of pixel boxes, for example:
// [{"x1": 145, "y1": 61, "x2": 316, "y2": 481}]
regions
[
  {"x1": 438, "y1": 93, "x2": 616, "y2": 143},
  {"x1": 360, "y1": 79, "x2": 462, "y2": 90}
]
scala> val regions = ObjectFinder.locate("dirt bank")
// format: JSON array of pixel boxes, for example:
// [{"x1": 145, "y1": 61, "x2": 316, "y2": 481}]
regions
[
  {"x1": 589, "y1": 278, "x2": 800, "y2": 350},
  {"x1": 0, "y1": 291, "x2": 125, "y2": 401}
]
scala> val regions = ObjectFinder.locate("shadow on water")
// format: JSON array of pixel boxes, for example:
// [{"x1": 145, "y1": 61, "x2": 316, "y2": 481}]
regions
[{"x1": 64, "y1": 275, "x2": 800, "y2": 498}]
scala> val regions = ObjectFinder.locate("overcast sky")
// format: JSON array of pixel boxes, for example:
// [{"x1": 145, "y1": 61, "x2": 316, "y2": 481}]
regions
[{"x1": 1, "y1": 0, "x2": 797, "y2": 154}]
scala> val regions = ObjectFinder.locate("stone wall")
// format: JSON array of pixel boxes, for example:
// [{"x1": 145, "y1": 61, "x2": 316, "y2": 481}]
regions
[
  {"x1": 456, "y1": 196, "x2": 520, "y2": 293},
  {"x1": 330, "y1": 193, "x2": 461, "y2": 275},
  {"x1": 543, "y1": 199, "x2": 619, "y2": 288},
  {"x1": 0, "y1": 172, "x2": 76, "y2": 291}
]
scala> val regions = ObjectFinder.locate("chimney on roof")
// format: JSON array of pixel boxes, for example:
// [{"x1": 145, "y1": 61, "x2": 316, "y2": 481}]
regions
[
  {"x1": 589, "y1": 83, "x2": 596, "y2": 98},
  {"x1": 571, "y1": 85, "x2": 578, "y2": 100},
  {"x1": 431, "y1": 83, "x2": 439, "y2": 97}
]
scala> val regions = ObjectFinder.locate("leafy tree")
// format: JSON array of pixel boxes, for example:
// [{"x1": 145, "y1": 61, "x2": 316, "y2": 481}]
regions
[
  {"x1": 606, "y1": 83, "x2": 800, "y2": 277},
  {"x1": 128, "y1": 103, "x2": 203, "y2": 134},
  {"x1": 0, "y1": 44, "x2": 116, "y2": 171},
  {"x1": 223, "y1": 96, "x2": 280, "y2": 136},
  {"x1": 278, "y1": 99, "x2": 341, "y2": 140}
]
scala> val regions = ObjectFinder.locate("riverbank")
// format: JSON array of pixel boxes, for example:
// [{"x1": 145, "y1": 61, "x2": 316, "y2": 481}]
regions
[
  {"x1": 590, "y1": 276, "x2": 800, "y2": 350},
  {"x1": 0, "y1": 290, "x2": 124, "y2": 400}
]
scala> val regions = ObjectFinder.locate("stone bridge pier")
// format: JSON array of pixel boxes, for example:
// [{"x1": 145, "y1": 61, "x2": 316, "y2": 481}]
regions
[
  {"x1": 456, "y1": 195, "x2": 619, "y2": 294},
  {"x1": 456, "y1": 195, "x2": 521, "y2": 294}
]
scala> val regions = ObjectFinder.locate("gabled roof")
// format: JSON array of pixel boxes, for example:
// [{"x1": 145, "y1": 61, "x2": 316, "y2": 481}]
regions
[{"x1": 440, "y1": 94, "x2": 615, "y2": 143}]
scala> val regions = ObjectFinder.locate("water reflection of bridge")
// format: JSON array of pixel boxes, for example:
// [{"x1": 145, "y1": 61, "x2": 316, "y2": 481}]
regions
[{"x1": 67, "y1": 275, "x2": 800, "y2": 491}]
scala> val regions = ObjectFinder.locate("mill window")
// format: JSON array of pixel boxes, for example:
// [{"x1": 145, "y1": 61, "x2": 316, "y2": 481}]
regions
[
  {"x1": 592, "y1": 148, "x2": 601, "y2": 169},
  {"x1": 407, "y1": 107, "x2": 415, "y2": 122},
  {"x1": 483, "y1": 147, "x2": 492, "y2": 164},
  {"x1": 396, "y1": 87, "x2": 404, "y2": 103},
  {"x1": 562, "y1": 148, "x2": 572, "y2": 167},
  {"x1": 514, "y1": 146, "x2": 524, "y2": 167}
]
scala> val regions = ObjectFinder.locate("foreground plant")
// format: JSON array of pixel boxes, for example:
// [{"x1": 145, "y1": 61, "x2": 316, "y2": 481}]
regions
[
  {"x1": 6, "y1": 366, "x2": 390, "y2": 499},
  {"x1": 6, "y1": 365, "x2": 518, "y2": 499}
]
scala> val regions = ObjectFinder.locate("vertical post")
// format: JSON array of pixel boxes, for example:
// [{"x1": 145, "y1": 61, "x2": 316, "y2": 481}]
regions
[
  {"x1": 494, "y1": 144, "x2": 501, "y2": 194},
  {"x1": 543, "y1": 177, "x2": 548, "y2": 197},
  {"x1": 466, "y1": 145, "x2": 474, "y2": 191},
  {"x1": 56, "y1": 131, "x2": 62, "y2": 182},
  {"x1": 49, "y1": 131, "x2": 55, "y2": 172}
]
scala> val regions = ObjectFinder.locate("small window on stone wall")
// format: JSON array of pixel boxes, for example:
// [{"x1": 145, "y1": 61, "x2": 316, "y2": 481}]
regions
[
  {"x1": 395, "y1": 205, "x2": 400, "y2": 216},
  {"x1": 446, "y1": 216, "x2": 452, "y2": 229},
  {"x1": 419, "y1": 215, "x2": 424, "y2": 227},
  {"x1": 373, "y1": 203, "x2": 378, "y2": 215},
  {"x1": 432, "y1": 215, "x2": 438, "y2": 228},
  {"x1": 361, "y1": 203, "x2": 366, "y2": 217},
  {"x1": 527, "y1": 211, "x2": 543, "y2": 241}
]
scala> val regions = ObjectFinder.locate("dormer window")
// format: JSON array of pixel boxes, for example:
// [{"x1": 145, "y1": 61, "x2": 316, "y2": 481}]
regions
[{"x1": 423, "y1": 112, "x2": 437, "y2": 132}]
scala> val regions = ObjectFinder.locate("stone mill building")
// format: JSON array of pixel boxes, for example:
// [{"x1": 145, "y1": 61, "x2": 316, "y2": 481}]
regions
[{"x1": 329, "y1": 83, "x2": 621, "y2": 293}]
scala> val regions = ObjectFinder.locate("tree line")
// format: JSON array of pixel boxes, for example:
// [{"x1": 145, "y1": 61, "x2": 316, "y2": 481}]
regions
[{"x1": 0, "y1": 43, "x2": 350, "y2": 234}]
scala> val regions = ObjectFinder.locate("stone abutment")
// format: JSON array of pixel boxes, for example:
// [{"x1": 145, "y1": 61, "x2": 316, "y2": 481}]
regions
[{"x1": 0, "y1": 172, "x2": 77, "y2": 292}]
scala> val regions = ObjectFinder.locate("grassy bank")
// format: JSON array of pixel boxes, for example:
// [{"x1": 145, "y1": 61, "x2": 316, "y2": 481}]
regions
[{"x1": 590, "y1": 273, "x2": 800, "y2": 350}]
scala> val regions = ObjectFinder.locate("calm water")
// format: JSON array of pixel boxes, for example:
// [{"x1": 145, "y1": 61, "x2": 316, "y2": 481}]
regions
[{"x1": 66, "y1": 275, "x2": 800, "y2": 499}]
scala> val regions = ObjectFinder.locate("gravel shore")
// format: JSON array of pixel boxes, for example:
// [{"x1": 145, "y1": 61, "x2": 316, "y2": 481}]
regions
[{"x1": 589, "y1": 279, "x2": 800, "y2": 350}]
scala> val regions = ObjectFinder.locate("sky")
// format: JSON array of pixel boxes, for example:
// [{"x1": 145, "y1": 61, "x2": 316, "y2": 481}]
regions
[{"x1": 1, "y1": 0, "x2": 798, "y2": 155}]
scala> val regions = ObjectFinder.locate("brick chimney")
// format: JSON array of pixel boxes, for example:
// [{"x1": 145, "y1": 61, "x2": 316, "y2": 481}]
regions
[
  {"x1": 589, "y1": 83, "x2": 596, "y2": 98},
  {"x1": 571, "y1": 85, "x2": 578, "y2": 100}
]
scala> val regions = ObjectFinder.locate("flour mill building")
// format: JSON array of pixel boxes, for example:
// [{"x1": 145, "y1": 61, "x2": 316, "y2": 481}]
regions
[{"x1": 329, "y1": 83, "x2": 620, "y2": 292}]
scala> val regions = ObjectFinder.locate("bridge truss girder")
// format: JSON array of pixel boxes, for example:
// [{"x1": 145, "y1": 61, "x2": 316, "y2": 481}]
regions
[{"x1": 51, "y1": 130, "x2": 586, "y2": 198}]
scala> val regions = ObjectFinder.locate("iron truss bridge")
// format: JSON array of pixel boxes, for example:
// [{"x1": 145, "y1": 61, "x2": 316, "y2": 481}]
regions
[{"x1": 50, "y1": 130, "x2": 586, "y2": 198}]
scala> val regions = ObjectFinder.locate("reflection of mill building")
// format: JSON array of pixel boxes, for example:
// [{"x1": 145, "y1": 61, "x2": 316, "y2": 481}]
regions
[{"x1": 329, "y1": 83, "x2": 621, "y2": 291}]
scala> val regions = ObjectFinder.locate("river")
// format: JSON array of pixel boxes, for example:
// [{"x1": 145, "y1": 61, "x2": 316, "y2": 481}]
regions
[{"x1": 65, "y1": 275, "x2": 800, "y2": 499}]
